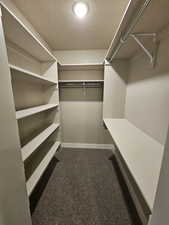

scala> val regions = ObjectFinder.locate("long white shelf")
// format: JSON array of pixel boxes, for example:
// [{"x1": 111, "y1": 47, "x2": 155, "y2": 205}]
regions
[
  {"x1": 9, "y1": 64, "x2": 57, "y2": 86},
  {"x1": 2, "y1": 5, "x2": 57, "y2": 62},
  {"x1": 16, "y1": 104, "x2": 58, "y2": 120},
  {"x1": 59, "y1": 63, "x2": 104, "y2": 71},
  {"x1": 104, "y1": 118, "x2": 164, "y2": 211},
  {"x1": 59, "y1": 80, "x2": 104, "y2": 83},
  {"x1": 21, "y1": 123, "x2": 60, "y2": 161},
  {"x1": 26, "y1": 141, "x2": 60, "y2": 196}
]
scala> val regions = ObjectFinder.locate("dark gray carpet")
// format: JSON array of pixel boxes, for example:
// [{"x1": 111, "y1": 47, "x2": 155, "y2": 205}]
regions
[{"x1": 31, "y1": 148, "x2": 141, "y2": 225}]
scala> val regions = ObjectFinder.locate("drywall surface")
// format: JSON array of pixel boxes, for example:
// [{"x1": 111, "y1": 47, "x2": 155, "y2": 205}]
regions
[
  {"x1": 60, "y1": 101, "x2": 112, "y2": 144},
  {"x1": 59, "y1": 69, "x2": 103, "y2": 80},
  {"x1": 54, "y1": 49, "x2": 107, "y2": 64},
  {"x1": 103, "y1": 60, "x2": 128, "y2": 118},
  {"x1": 125, "y1": 36, "x2": 169, "y2": 145},
  {"x1": 0, "y1": 13, "x2": 31, "y2": 225},
  {"x1": 59, "y1": 69, "x2": 112, "y2": 145}
]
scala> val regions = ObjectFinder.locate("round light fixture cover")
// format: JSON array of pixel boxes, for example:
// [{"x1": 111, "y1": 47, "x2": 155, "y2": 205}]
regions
[{"x1": 73, "y1": 2, "x2": 89, "y2": 18}]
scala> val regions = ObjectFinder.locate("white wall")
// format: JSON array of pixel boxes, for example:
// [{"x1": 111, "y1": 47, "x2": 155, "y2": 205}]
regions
[
  {"x1": 125, "y1": 36, "x2": 169, "y2": 145},
  {"x1": 54, "y1": 49, "x2": 107, "y2": 64},
  {"x1": 103, "y1": 60, "x2": 128, "y2": 118},
  {"x1": 59, "y1": 69, "x2": 103, "y2": 80},
  {"x1": 59, "y1": 69, "x2": 112, "y2": 145},
  {"x1": 60, "y1": 101, "x2": 112, "y2": 144}
]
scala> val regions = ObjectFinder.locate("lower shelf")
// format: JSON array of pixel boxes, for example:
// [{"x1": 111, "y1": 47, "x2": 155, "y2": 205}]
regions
[
  {"x1": 16, "y1": 104, "x2": 58, "y2": 120},
  {"x1": 21, "y1": 123, "x2": 60, "y2": 161},
  {"x1": 26, "y1": 141, "x2": 60, "y2": 196},
  {"x1": 104, "y1": 118, "x2": 164, "y2": 211}
]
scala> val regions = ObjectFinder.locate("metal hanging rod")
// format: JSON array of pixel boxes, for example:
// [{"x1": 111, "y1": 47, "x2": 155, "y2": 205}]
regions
[
  {"x1": 59, "y1": 81, "x2": 103, "y2": 88},
  {"x1": 107, "y1": 0, "x2": 153, "y2": 62}
]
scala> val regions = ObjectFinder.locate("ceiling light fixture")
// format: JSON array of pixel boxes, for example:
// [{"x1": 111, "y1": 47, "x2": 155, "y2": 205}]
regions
[{"x1": 73, "y1": 2, "x2": 89, "y2": 19}]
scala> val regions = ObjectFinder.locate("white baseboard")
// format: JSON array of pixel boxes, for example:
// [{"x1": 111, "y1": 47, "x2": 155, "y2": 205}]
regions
[{"x1": 61, "y1": 142, "x2": 115, "y2": 151}]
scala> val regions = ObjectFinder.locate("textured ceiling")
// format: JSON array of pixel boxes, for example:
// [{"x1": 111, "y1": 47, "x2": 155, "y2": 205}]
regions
[{"x1": 12, "y1": 0, "x2": 129, "y2": 50}]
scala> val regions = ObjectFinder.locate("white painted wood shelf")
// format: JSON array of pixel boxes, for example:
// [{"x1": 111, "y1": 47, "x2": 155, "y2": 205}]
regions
[
  {"x1": 16, "y1": 104, "x2": 58, "y2": 120},
  {"x1": 26, "y1": 141, "x2": 60, "y2": 196},
  {"x1": 59, "y1": 63, "x2": 104, "y2": 71},
  {"x1": 59, "y1": 80, "x2": 104, "y2": 83},
  {"x1": 104, "y1": 118, "x2": 164, "y2": 211},
  {"x1": 21, "y1": 123, "x2": 60, "y2": 161},
  {"x1": 2, "y1": 6, "x2": 56, "y2": 62},
  {"x1": 10, "y1": 64, "x2": 57, "y2": 86}
]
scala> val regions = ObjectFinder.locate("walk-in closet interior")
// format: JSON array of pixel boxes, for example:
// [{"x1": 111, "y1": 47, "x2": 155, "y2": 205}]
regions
[{"x1": 0, "y1": 0, "x2": 169, "y2": 225}]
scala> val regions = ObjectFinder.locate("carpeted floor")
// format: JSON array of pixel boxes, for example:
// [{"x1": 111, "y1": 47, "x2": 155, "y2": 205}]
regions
[{"x1": 31, "y1": 148, "x2": 142, "y2": 225}]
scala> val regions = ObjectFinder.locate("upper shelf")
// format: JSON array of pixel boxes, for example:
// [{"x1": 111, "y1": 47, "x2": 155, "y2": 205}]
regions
[
  {"x1": 106, "y1": 0, "x2": 169, "y2": 60},
  {"x1": 59, "y1": 63, "x2": 104, "y2": 71},
  {"x1": 59, "y1": 80, "x2": 104, "y2": 83},
  {"x1": 10, "y1": 64, "x2": 57, "y2": 86},
  {"x1": 16, "y1": 104, "x2": 58, "y2": 120},
  {"x1": 104, "y1": 118, "x2": 164, "y2": 211},
  {"x1": 1, "y1": 6, "x2": 56, "y2": 62}
]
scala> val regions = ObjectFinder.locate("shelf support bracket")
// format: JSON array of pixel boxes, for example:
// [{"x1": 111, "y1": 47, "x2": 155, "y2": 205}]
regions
[{"x1": 130, "y1": 33, "x2": 159, "y2": 67}]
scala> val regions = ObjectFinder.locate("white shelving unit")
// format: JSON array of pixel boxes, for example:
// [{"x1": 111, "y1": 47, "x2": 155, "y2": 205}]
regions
[
  {"x1": 16, "y1": 104, "x2": 59, "y2": 120},
  {"x1": 21, "y1": 123, "x2": 60, "y2": 161},
  {"x1": 10, "y1": 64, "x2": 57, "y2": 86},
  {"x1": 104, "y1": 119, "x2": 164, "y2": 211},
  {"x1": 0, "y1": 2, "x2": 61, "y2": 204},
  {"x1": 26, "y1": 141, "x2": 60, "y2": 196}
]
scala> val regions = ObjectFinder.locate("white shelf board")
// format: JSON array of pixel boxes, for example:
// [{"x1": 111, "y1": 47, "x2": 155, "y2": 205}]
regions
[
  {"x1": 2, "y1": 7, "x2": 56, "y2": 62},
  {"x1": 16, "y1": 104, "x2": 58, "y2": 120},
  {"x1": 9, "y1": 64, "x2": 57, "y2": 86},
  {"x1": 26, "y1": 141, "x2": 60, "y2": 196},
  {"x1": 59, "y1": 80, "x2": 104, "y2": 83},
  {"x1": 21, "y1": 123, "x2": 60, "y2": 161},
  {"x1": 59, "y1": 63, "x2": 104, "y2": 71},
  {"x1": 104, "y1": 118, "x2": 164, "y2": 211}
]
